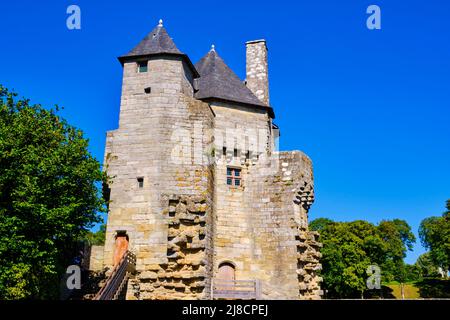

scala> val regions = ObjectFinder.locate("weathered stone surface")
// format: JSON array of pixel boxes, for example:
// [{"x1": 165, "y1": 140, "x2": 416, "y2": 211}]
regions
[{"x1": 98, "y1": 23, "x2": 322, "y2": 300}]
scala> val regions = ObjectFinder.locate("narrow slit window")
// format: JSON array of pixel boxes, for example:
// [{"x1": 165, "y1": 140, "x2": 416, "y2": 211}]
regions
[
  {"x1": 137, "y1": 177, "x2": 144, "y2": 188},
  {"x1": 138, "y1": 61, "x2": 148, "y2": 73},
  {"x1": 226, "y1": 167, "x2": 241, "y2": 187}
]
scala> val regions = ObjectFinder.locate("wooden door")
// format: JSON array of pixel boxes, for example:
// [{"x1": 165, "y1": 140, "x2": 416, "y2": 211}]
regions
[
  {"x1": 113, "y1": 234, "x2": 128, "y2": 266},
  {"x1": 218, "y1": 263, "x2": 235, "y2": 281},
  {"x1": 217, "y1": 263, "x2": 235, "y2": 291}
]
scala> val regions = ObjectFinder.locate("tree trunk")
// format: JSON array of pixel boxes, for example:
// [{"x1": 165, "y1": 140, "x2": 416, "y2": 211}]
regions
[{"x1": 401, "y1": 283, "x2": 405, "y2": 300}]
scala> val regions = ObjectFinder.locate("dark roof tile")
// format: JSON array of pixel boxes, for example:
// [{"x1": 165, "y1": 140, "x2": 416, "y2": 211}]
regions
[
  {"x1": 122, "y1": 23, "x2": 181, "y2": 57},
  {"x1": 118, "y1": 21, "x2": 199, "y2": 78},
  {"x1": 194, "y1": 49, "x2": 273, "y2": 117}
]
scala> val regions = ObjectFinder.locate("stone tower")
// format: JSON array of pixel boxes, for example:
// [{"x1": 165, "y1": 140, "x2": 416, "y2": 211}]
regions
[{"x1": 98, "y1": 20, "x2": 323, "y2": 300}]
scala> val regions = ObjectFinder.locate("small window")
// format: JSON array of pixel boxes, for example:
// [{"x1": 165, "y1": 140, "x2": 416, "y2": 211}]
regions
[
  {"x1": 137, "y1": 177, "x2": 144, "y2": 188},
  {"x1": 138, "y1": 61, "x2": 148, "y2": 73},
  {"x1": 223, "y1": 147, "x2": 227, "y2": 156},
  {"x1": 226, "y1": 168, "x2": 241, "y2": 187}
]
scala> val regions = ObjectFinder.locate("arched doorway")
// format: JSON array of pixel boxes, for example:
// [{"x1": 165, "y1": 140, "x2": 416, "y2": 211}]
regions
[
  {"x1": 217, "y1": 262, "x2": 235, "y2": 281},
  {"x1": 113, "y1": 231, "x2": 129, "y2": 266}
]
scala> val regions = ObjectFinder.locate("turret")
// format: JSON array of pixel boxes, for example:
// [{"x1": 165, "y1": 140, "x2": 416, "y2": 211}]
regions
[{"x1": 116, "y1": 19, "x2": 199, "y2": 129}]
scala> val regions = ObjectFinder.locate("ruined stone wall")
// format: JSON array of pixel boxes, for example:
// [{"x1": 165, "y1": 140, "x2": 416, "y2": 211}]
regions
[
  {"x1": 103, "y1": 57, "x2": 215, "y2": 299},
  {"x1": 274, "y1": 152, "x2": 322, "y2": 299},
  {"x1": 210, "y1": 143, "x2": 322, "y2": 299},
  {"x1": 208, "y1": 101, "x2": 321, "y2": 299}
]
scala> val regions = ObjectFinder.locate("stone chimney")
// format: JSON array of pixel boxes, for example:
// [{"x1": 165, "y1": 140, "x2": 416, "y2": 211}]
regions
[{"x1": 245, "y1": 40, "x2": 269, "y2": 105}]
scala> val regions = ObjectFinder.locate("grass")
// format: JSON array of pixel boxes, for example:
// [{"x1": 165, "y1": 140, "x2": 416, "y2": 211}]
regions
[
  {"x1": 385, "y1": 283, "x2": 420, "y2": 299},
  {"x1": 381, "y1": 279, "x2": 449, "y2": 299}
]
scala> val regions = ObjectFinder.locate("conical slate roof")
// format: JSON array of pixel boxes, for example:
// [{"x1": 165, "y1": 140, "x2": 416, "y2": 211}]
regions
[
  {"x1": 123, "y1": 21, "x2": 182, "y2": 57},
  {"x1": 118, "y1": 20, "x2": 199, "y2": 77},
  {"x1": 194, "y1": 48, "x2": 274, "y2": 117}
]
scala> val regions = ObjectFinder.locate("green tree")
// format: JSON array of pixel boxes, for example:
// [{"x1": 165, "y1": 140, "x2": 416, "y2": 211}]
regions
[
  {"x1": 313, "y1": 220, "x2": 383, "y2": 298},
  {"x1": 0, "y1": 85, "x2": 106, "y2": 299},
  {"x1": 85, "y1": 224, "x2": 106, "y2": 246},
  {"x1": 419, "y1": 200, "x2": 450, "y2": 275},
  {"x1": 377, "y1": 219, "x2": 416, "y2": 283},
  {"x1": 415, "y1": 252, "x2": 440, "y2": 278},
  {"x1": 310, "y1": 217, "x2": 416, "y2": 298},
  {"x1": 309, "y1": 217, "x2": 334, "y2": 233}
]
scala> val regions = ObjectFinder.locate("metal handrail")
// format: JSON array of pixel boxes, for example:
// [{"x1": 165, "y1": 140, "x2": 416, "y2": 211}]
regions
[{"x1": 94, "y1": 250, "x2": 136, "y2": 300}]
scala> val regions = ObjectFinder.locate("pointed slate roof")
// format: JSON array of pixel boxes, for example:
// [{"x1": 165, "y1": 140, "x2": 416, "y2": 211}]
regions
[
  {"x1": 124, "y1": 20, "x2": 181, "y2": 57},
  {"x1": 118, "y1": 20, "x2": 199, "y2": 77},
  {"x1": 194, "y1": 47, "x2": 274, "y2": 118}
]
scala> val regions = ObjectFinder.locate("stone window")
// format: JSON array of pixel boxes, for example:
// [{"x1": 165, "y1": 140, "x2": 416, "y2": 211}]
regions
[
  {"x1": 137, "y1": 177, "x2": 144, "y2": 188},
  {"x1": 138, "y1": 61, "x2": 148, "y2": 73},
  {"x1": 226, "y1": 167, "x2": 241, "y2": 186}
]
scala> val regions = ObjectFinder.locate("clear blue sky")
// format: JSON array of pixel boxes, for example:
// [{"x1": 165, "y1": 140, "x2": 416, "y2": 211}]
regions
[{"x1": 1, "y1": 0, "x2": 449, "y2": 264}]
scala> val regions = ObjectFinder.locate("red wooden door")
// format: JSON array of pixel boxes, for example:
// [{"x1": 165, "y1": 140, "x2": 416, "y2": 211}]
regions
[{"x1": 113, "y1": 234, "x2": 128, "y2": 266}]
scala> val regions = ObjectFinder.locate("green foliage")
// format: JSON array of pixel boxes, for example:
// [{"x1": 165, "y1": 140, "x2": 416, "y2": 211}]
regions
[
  {"x1": 310, "y1": 217, "x2": 416, "y2": 298},
  {"x1": 309, "y1": 217, "x2": 334, "y2": 233},
  {"x1": 415, "y1": 252, "x2": 440, "y2": 278},
  {"x1": 0, "y1": 85, "x2": 106, "y2": 299},
  {"x1": 377, "y1": 219, "x2": 416, "y2": 282},
  {"x1": 84, "y1": 224, "x2": 106, "y2": 246},
  {"x1": 419, "y1": 200, "x2": 450, "y2": 273}
]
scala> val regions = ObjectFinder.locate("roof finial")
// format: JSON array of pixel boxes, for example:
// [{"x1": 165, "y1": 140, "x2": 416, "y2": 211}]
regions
[
  {"x1": 158, "y1": 19, "x2": 163, "y2": 27},
  {"x1": 211, "y1": 44, "x2": 215, "y2": 51}
]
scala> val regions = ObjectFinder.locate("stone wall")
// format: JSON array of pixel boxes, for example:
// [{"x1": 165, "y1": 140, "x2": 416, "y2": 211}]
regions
[
  {"x1": 89, "y1": 245, "x2": 105, "y2": 271},
  {"x1": 130, "y1": 194, "x2": 212, "y2": 299},
  {"x1": 103, "y1": 56, "x2": 215, "y2": 299},
  {"x1": 208, "y1": 98, "x2": 322, "y2": 299},
  {"x1": 209, "y1": 101, "x2": 275, "y2": 296},
  {"x1": 237, "y1": 151, "x2": 322, "y2": 299}
]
